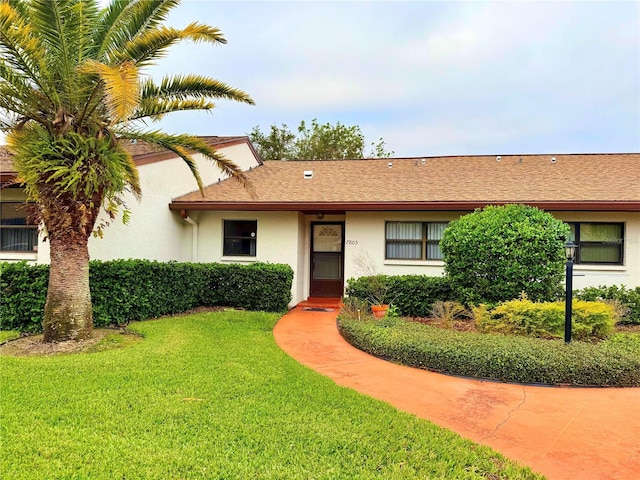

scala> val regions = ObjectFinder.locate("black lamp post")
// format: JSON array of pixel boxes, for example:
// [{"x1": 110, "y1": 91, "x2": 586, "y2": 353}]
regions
[{"x1": 564, "y1": 241, "x2": 577, "y2": 344}]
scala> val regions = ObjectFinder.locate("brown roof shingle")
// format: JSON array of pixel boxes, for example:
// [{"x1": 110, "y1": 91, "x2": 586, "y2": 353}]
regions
[
  {"x1": 171, "y1": 154, "x2": 640, "y2": 211},
  {"x1": 0, "y1": 136, "x2": 249, "y2": 174}
]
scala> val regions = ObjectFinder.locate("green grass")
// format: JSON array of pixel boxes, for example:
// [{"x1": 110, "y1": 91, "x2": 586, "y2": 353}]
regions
[
  {"x1": 0, "y1": 330, "x2": 20, "y2": 343},
  {"x1": 1, "y1": 311, "x2": 542, "y2": 479}
]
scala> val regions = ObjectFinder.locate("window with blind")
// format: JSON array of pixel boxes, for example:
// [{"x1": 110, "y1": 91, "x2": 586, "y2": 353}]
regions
[
  {"x1": 223, "y1": 220, "x2": 257, "y2": 256},
  {"x1": 0, "y1": 202, "x2": 38, "y2": 252},
  {"x1": 385, "y1": 221, "x2": 448, "y2": 260},
  {"x1": 569, "y1": 222, "x2": 624, "y2": 265}
]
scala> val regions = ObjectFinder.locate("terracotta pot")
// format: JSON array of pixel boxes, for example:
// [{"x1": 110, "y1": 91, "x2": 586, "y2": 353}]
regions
[{"x1": 371, "y1": 304, "x2": 389, "y2": 319}]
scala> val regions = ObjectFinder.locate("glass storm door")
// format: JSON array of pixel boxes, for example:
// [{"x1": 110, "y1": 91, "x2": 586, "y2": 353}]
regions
[{"x1": 310, "y1": 223, "x2": 344, "y2": 297}]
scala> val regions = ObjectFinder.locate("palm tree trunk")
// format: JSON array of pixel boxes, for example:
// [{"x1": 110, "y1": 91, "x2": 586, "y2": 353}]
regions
[{"x1": 43, "y1": 234, "x2": 93, "y2": 342}]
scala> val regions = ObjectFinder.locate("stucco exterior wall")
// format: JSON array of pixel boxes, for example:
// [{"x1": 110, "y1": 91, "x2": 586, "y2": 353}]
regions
[
  {"x1": 295, "y1": 213, "x2": 308, "y2": 304},
  {"x1": 195, "y1": 210, "x2": 304, "y2": 306},
  {"x1": 1, "y1": 142, "x2": 261, "y2": 265},
  {"x1": 343, "y1": 210, "x2": 640, "y2": 290},
  {"x1": 86, "y1": 143, "x2": 262, "y2": 263},
  {"x1": 343, "y1": 211, "x2": 462, "y2": 283}
]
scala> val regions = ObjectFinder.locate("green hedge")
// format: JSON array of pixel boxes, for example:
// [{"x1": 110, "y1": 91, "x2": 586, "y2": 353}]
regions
[
  {"x1": 575, "y1": 285, "x2": 640, "y2": 325},
  {"x1": 0, "y1": 260, "x2": 293, "y2": 332},
  {"x1": 0, "y1": 263, "x2": 49, "y2": 333},
  {"x1": 345, "y1": 275, "x2": 455, "y2": 317},
  {"x1": 476, "y1": 298, "x2": 616, "y2": 340},
  {"x1": 338, "y1": 317, "x2": 640, "y2": 387}
]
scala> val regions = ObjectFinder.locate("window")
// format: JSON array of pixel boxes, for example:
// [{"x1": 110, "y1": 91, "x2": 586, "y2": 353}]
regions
[
  {"x1": 1, "y1": 202, "x2": 38, "y2": 252},
  {"x1": 385, "y1": 221, "x2": 448, "y2": 260},
  {"x1": 569, "y1": 222, "x2": 624, "y2": 265},
  {"x1": 223, "y1": 220, "x2": 257, "y2": 256}
]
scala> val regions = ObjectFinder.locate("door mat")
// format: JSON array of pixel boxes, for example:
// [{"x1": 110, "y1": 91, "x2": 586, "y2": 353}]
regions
[{"x1": 302, "y1": 307, "x2": 335, "y2": 312}]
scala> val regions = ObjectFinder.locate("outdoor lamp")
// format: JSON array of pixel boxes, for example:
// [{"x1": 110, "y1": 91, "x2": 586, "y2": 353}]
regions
[
  {"x1": 564, "y1": 240, "x2": 578, "y2": 343},
  {"x1": 565, "y1": 241, "x2": 577, "y2": 261}
]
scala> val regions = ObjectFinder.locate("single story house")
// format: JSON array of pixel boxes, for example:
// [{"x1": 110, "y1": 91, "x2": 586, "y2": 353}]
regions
[
  {"x1": 2, "y1": 139, "x2": 639, "y2": 306},
  {"x1": 1, "y1": 136, "x2": 262, "y2": 264}
]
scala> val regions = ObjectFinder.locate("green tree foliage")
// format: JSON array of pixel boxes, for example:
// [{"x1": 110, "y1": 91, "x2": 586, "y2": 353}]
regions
[
  {"x1": 249, "y1": 118, "x2": 394, "y2": 160},
  {"x1": 0, "y1": 0, "x2": 254, "y2": 341},
  {"x1": 440, "y1": 204, "x2": 570, "y2": 304}
]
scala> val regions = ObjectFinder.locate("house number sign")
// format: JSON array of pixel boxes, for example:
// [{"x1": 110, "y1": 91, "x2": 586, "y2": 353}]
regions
[{"x1": 346, "y1": 240, "x2": 359, "y2": 246}]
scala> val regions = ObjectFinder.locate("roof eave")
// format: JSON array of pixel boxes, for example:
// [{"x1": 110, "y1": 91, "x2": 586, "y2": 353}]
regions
[{"x1": 169, "y1": 200, "x2": 640, "y2": 212}]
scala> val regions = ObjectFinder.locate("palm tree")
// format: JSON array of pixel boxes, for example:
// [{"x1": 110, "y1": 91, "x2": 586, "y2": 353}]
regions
[{"x1": 0, "y1": 0, "x2": 254, "y2": 342}]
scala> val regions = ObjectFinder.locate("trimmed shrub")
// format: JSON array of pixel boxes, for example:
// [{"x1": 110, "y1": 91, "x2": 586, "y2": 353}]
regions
[
  {"x1": 0, "y1": 260, "x2": 293, "y2": 332},
  {"x1": 338, "y1": 317, "x2": 640, "y2": 387},
  {"x1": 345, "y1": 275, "x2": 455, "y2": 317},
  {"x1": 575, "y1": 285, "x2": 640, "y2": 324},
  {"x1": 0, "y1": 262, "x2": 49, "y2": 332},
  {"x1": 477, "y1": 298, "x2": 616, "y2": 340},
  {"x1": 199, "y1": 262, "x2": 294, "y2": 313},
  {"x1": 89, "y1": 260, "x2": 210, "y2": 326},
  {"x1": 440, "y1": 204, "x2": 569, "y2": 304}
]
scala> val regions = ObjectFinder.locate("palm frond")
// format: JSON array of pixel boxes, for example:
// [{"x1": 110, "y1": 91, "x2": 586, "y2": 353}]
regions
[
  {"x1": 104, "y1": 139, "x2": 142, "y2": 199},
  {"x1": 4, "y1": 0, "x2": 30, "y2": 19},
  {"x1": 91, "y1": 0, "x2": 132, "y2": 59},
  {"x1": 0, "y1": 85, "x2": 50, "y2": 128},
  {"x1": 0, "y1": 60, "x2": 54, "y2": 118},
  {"x1": 130, "y1": 98, "x2": 216, "y2": 122},
  {"x1": 8, "y1": 124, "x2": 141, "y2": 203},
  {"x1": 114, "y1": 129, "x2": 253, "y2": 196},
  {"x1": 140, "y1": 74, "x2": 255, "y2": 105},
  {"x1": 0, "y1": 2, "x2": 53, "y2": 104},
  {"x1": 28, "y1": 0, "x2": 77, "y2": 92},
  {"x1": 69, "y1": 0, "x2": 101, "y2": 61},
  {"x1": 94, "y1": 0, "x2": 180, "y2": 62},
  {"x1": 120, "y1": 22, "x2": 227, "y2": 68},
  {"x1": 78, "y1": 59, "x2": 140, "y2": 123}
]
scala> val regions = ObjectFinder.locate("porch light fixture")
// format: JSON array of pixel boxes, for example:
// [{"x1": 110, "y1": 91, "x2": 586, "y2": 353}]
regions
[
  {"x1": 564, "y1": 240, "x2": 578, "y2": 343},
  {"x1": 316, "y1": 212, "x2": 324, "y2": 220},
  {"x1": 565, "y1": 241, "x2": 577, "y2": 262}
]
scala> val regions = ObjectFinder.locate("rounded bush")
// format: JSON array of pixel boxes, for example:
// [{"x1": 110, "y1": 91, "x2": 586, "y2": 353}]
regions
[
  {"x1": 440, "y1": 204, "x2": 570, "y2": 304},
  {"x1": 477, "y1": 298, "x2": 616, "y2": 340}
]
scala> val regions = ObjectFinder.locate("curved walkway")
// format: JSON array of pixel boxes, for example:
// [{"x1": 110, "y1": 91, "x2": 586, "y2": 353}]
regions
[{"x1": 273, "y1": 302, "x2": 640, "y2": 480}]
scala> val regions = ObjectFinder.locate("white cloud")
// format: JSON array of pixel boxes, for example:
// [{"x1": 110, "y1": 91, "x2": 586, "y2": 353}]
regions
[{"x1": 2, "y1": 1, "x2": 638, "y2": 157}]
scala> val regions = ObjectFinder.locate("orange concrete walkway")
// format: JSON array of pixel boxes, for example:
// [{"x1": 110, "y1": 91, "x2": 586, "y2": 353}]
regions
[{"x1": 273, "y1": 301, "x2": 640, "y2": 480}]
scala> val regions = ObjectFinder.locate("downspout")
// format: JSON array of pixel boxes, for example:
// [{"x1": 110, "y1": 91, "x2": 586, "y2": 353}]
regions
[{"x1": 180, "y1": 209, "x2": 198, "y2": 262}]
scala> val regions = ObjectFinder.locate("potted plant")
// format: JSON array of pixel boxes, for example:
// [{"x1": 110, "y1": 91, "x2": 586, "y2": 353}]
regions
[
  {"x1": 368, "y1": 275, "x2": 391, "y2": 318},
  {"x1": 371, "y1": 304, "x2": 389, "y2": 319},
  {"x1": 351, "y1": 250, "x2": 396, "y2": 319}
]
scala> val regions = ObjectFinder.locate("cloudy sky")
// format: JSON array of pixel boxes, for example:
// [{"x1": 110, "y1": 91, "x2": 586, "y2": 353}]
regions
[
  {"x1": 150, "y1": 0, "x2": 638, "y2": 157},
  {"x1": 5, "y1": 1, "x2": 640, "y2": 158}
]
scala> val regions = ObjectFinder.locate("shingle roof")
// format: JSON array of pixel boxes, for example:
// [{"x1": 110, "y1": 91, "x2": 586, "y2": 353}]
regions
[
  {"x1": 0, "y1": 136, "x2": 249, "y2": 174},
  {"x1": 0, "y1": 146, "x2": 13, "y2": 173},
  {"x1": 171, "y1": 153, "x2": 640, "y2": 211}
]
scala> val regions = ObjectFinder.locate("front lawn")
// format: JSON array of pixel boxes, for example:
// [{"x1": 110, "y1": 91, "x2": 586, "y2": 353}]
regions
[
  {"x1": 0, "y1": 311, "x2": 542, "y2": 479},
  {"x1": 0, "y1": 330, "x2": 20, "y2": 343}
]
